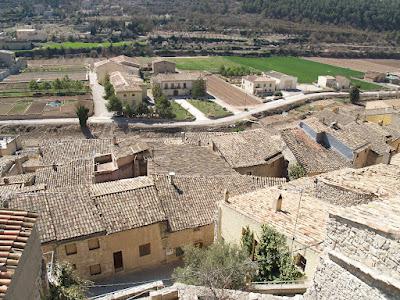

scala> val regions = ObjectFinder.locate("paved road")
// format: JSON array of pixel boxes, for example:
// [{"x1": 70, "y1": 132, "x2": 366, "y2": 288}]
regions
[
  {"x1": 174, "y1": 99, "x2": 209, "y2": 121},
  {"x1": 89, "y1": 71, "x2": 113, "y2": 118},
  {"x1": 0, "y1": 90, "x2": 397, "y2": 128}
]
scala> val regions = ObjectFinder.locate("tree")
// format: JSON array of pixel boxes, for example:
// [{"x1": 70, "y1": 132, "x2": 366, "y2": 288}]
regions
[
  {"x1": 155, "y1": 94, "x2": 174, "y2": 118},
  {"x1": 288, "y1": 163, "x2": 306, "y2": 180},
  {"x1": 107, "y1": 95, "x2": 123, "y2": 114},
  {"x1": 136, "y1": 102, "x2": 150, "y2": 115},
  {"x1": 123, "y1": 103, "x2": 135, "y2": 117},
  {"x1": 241, "y1": 226, "x2": 255, "y2": 257},
  {"x1": 350, "y1": 86, "x2": 360, "y2": 104},
  {"x1": 192, "y1": 78, "x2": 207, "y2": 98},
  {"x1": 29, "y1": 80, "x2": 39, "y2": 91},
  {"x1": 76, "y1": 105, "x2": 89, "y2": 128},
  {"x1": 47, "y1": 262, "x2": 91, "y2": 300},
  {"x1": 173, "y1": 240, "x2": 257, "y2": 297},
  {"x1": 256, "y1": 225, "x2": 303, "y2": 282},
  {"x1": 152, "y1": 83, "x2": 163, "y2": 99}
]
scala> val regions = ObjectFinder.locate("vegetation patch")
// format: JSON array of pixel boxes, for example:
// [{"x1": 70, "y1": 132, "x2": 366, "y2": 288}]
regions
[
  {"x1": 188, "y1": 99, "x2": 232, "y2": 119},
  {"x1": 171, "y1": 101, "x2": 195, "y2": 121},
  {"x1": 39, "y1": 41, "x2": 133, "y2": 50},
  {"x1": 350, "y1": 78, "x2": 383, "y2": 91},
  {"x1": 170, "y1": 56, "x2": 242, "y2": 72}
]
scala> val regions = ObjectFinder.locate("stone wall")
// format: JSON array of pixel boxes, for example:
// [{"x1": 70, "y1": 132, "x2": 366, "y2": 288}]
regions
[{"x1": 325, "y1": 215, "x2": 400, "y2": 281}]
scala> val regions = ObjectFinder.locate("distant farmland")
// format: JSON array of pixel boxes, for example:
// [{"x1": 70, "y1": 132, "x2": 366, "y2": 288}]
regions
[
  {"x1": 39, "y1": 41, "x2": 134, "y2": 50},
  {"x1": 170, "y1": 56, "x2": 382, "y2": 90}
]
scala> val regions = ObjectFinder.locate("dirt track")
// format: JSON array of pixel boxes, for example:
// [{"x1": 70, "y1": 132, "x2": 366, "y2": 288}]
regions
[
  {"x1": 304, "y1": 57, "x2": 400, "y2": 73},
  {"x1": 206, "y1": 75, "x2": 261, "y2": 107}
]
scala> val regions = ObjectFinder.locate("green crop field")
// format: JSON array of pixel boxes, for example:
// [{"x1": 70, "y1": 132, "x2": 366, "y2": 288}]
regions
[
  {"x1": 40, "y1": 41, "x2": 133, "y2": 50},
  {"x1": 188, "y1": 99, "x2": 232, "y2": 119},
  {"x1": 171, "y1": 56, "x2": 382, "y2": 90},
  {"x1": 171, "y1": 102, "x2": 195, "y2": 121},
  {"x1": 350, "y1": 78, "x2": 384, "y2": 91}
]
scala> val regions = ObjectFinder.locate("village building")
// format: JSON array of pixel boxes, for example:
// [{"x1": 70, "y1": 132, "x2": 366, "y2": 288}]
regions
[
  {"x1": 109, "y1": 71, "x2": 147, "y2": 106},
  {"x1": 211, "y1": 129, "x2": 288, "y2": 177},
  {"x1": 364, "y1": 100, "x2": 397, "y2": 125},
  {"x1": 0, "y1": 136, "x2": 22, "y2": 157},
  {"x1": 281, "y1": 128, "x2": 350, "y2": 176},
  {"x1": 305, "y1": 194, "x2": 400, "y2": 299},
  {"x1": 152, "y1": 59, "x2": 176, "y2": 75},
  {"x1": 151, "y1": 72, "x2": 205, "y2": 97},
  {"x1": 364, "y1": 71, "x2": 386, "y2": 83},
  {"x1": 241, "y1": 74, "x2": 276, "y2": 96},
  {"x1": 94, "y1": 57, "x2": 140, "y2": 84},
  {"x1": 317, "y1": 75, "x2": 350, "y2": 90},
  {"x1": 15, "y1": 28, "x2": 47, "y2": 42},
  {"x1": 9, "y1": 174, "x2": 284, "y2": 280},
  {"x1": 0, "y1": 209, "x2": 45, "y2": 300},
  {"x1": 264, "y1": 71, "x2": 297, "y2": 90},
  {"x1": 218, "y1": 164, "x2": 400, "y2": 280}
]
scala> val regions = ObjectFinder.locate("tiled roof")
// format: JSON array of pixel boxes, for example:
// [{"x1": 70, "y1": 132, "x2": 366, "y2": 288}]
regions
[
  {"x1": 152, "y1": 72, "x2": 203, "y2": 82},
  {"x1": 0, "y1": 209, "x2": 38, "y2": 299},
  {"x1": 10, "y1": 186, "x2": 105, "y2": 244},
  {"x1": 326, "y1": 125, "x2": 369, "y2": 151},
  {"x1": 316, "y1": 109, "x2": 356, "y2": 127},
  {"x1": 183, "y1": 131, "x2": 227, "y2": 147},
  {"x1": 0, "y1": 174, "x2": 35, "y2": 186},
  {"x1": 282, "y1": 128, "x2": 350, "y2": 174},
  {"x1": 148, "y1": 143, "x2": 236, "y2": 176},
  {"x1": 35, "y1": 159, "x2": 94, "y2": 189},
  {"x1": 242, "y1": 74, "x2": 275, "y2": 83},
  {"x1": 90, "y1": 177, "x2": 154, "y2": 197},
  {"x1": 109, "y1": 71, "x2": 144, "y2": 93},
  {"x1": 211, "y1": 129, "x2": 283, "y2": 168},
  {"x1": 224, "y1": 164, "x2": 400, "y2": 253},
  {"x1": 265, "y1": 70, "x2": 295, "y2": 80},
  {"x1": 154, "y1": 174, "x2": 285, "y2": 231}
]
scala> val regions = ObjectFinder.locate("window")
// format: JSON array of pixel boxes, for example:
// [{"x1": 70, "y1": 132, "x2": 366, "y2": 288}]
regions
[
  {"x1": 194, "y1": 241, "x2": 203, "y2": 248},
  {"x1": 139, "y1": 243, "x2": 151, "y2": 257},
  {"x1": 165, "y1": 83, "x2": 168, "y2": 89},
  {"x1": 72, "y1": 264, "x2": 77, "y2": 270},
  {"x1": 176, "y1": 247, "x2": 184, "y2": 257},
  {"x1": 89, "y1": 264, "x2": 101, "y2": 276},
  {"x1": 132, "y1": 93, "x2": 135, "y2": 97},
  {"x1": 65, "y1": 243, "x2": 77, "y2": 256},
  {"x1": 183, "y1": 83, "x2": 187, "y2": 89},
  {"x1": 123, "y1": 94, "x2": 127, "y2": 97},
  {"x1": 295, "y1": 254, "x2": 307, "y2": 271},
  {"x1": 88, "y1": 238, "x2": 100, "y2": 250},
  {"x1": 113, "y1": 251, "x2": 123, "y2": 271}
]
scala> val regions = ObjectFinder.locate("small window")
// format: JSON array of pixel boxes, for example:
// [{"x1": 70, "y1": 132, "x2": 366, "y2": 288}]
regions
[
  {"x1": 139, "y1": 243, "x2": 151, "y2": 257},
  {"x1": 194, "y1": 241, "x2": 203, "y2": 248},
  {"x1": 132, "y1": 93, "x2": 135, "y2": 97},
  {"x1": 90, "y1": 264, "x2": 102, "y2": 276},
  {"x1": 88, "y1": 238, "x2": 100, "y2": 251},
  {"x1": 295, "y1": 253, "x2": 307, "y2": 271},
  {"x1": 164, "y1": 83, "x2": 168, "y2": 89},
  {"x1": 72, "y1": 264, "x2": 77, "y2": 270},
  {"x1": 176, "y1": 247, "x2": 184, "y2": 257},
  {"x1": 123, "y1": 94, "x2": 127, "y2": 97},
  {"x1": 183, "y1": 83, "x2": 187, "y2": 89},
  {"x1": 65, "y1": 243, "x2": 77, "y2": 256}
]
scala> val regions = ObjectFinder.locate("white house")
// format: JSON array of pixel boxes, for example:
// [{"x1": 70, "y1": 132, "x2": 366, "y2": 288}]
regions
[
  {"x1": 265, "y1": 71, "x2": 297, "y2": 90},
  {"x1": 241, "y1": 74, "x2": 276, "y2": 96}
]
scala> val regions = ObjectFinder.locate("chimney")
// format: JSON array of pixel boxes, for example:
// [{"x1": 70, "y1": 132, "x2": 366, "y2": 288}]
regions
[
  {"x1": 223, "y1": 189, "x2": 230, "y2": 203},
  {"x1": 3, "y1": 178, "x2": 9, "y2": 185},
  {"x1": 181, "y1": 132, "x2": 186, "y2": 143},
  {"x1": 168, "y1": 171, "x2": 175, "y2": 185},
  {"x1": 272, "y1": 194, "x2": 283, "y2": 212},
  {"x1": 112, "y1": 135, "x2": 118, "y2": 145},
  {"x1": 52, "y1": 163, "x2": 57, "y2": 172}
]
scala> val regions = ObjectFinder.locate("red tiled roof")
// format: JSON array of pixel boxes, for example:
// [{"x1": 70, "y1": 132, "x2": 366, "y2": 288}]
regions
[{"x1": 0, "y1": 209, "x2": 38, "y2": 299}]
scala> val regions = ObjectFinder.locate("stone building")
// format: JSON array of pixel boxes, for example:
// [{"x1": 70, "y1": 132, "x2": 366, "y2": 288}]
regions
[
  {"x1": 94, "y1": 57, "x2": 140, "y2": 84},
  {"x1": 152, "y1": 59, "x2": 176, "y2": 75},
  {"x1": 241, "y1": 74, "x2": 276, "y2": 96},
  {"x1": 264, "y1": 71, "x2": 297, "y2": 90},
  {"x1": 218, "y1": 164, "x2": 400, "y2": 280},
  {"x1": 9, "y1": 174, "x2": 283, "y2": 280},
  {"x1": 304, "y1": 195, "x2": 400, "y2": 299},
  {"x1": 15, "y1": 29, "x2": 47, "y2": 41},
  {"x1": 318, "y1": 76, "x2": 350, "y2": 90},
  {"x1": 109, "y1": 71, "x2": 147, "y2": 107},
  {"x1": 151, "y1": 72, "x2": 205, "y2": 97},
  {"x1": 0, "y1": 209, "x2": 45, "y2": 300},
  {"x1": 211, "y1": 129, "x2": 288, "y2": 177}
]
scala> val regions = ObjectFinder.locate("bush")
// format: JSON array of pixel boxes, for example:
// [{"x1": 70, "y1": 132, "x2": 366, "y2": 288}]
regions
[
  {"x1": 288, "y1": 163, "x2": 306, "y2": 180},
  {"x1": 75, "y1": 105, "x2": 89, "y2": 128}
]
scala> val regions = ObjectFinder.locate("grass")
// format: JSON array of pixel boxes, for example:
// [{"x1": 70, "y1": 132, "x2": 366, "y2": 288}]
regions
[
  {"x1": 170, "y1": 56, "x2": 379, "y2": 88},
  {"x1": 169, "y1": 56, "x2": 242, "y2": 73},
  {"x1": 171, "y1": 101, "x2": 195, "y2": 121},
  {"x1": 350, "y1": 78, "x2": 383, "y2": 91},
  {"x1": 188, "y1": 99, "x2": 233, "y2": 119},
  {"x1": 39, "y1": 41, "x2": 133, "y2": 50},
  {"x1": 8, "y1": 101, "x2": 32, "y2": 114}
]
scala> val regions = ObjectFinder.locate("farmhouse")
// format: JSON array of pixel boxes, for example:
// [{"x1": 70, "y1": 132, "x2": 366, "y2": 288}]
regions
[
  {"x1": 15, "y1": 28, "x2": 47, "y2": 42},
  {"x1": 9, "y1": 174, "x2": 282, "y2": 280},
  {"x1": 211, "y1": 129, "x2": 288, "y2": 177},
  {"x1": 94, "y1": 58, "x2": 140, "y2": 84},
  {"x1": 152, "y1": 59, "x2": 176, "y2": 75},
  {"x1": 318, "y1": 75, "x2": 350, "y2": 90},
  {"x1": 264, "y1": 71, "x2": 297, "y2": 90},
  {"x1": 151, "y1": 72, "x2": 205, "y2": 97},
  {"x1": 218, "y1": 164, "x2": 400, "y2": 280},
  {"x1": 109, "y1": 71, "x2": 147, "y2": 106},
  {"x1": 241, "y1": 74, "x2": 276, "y2": 96}
]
